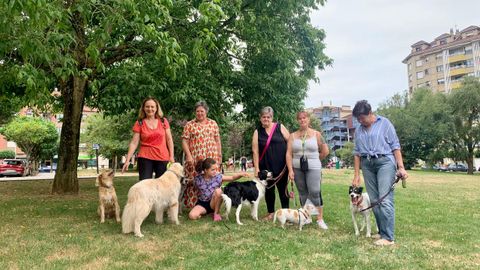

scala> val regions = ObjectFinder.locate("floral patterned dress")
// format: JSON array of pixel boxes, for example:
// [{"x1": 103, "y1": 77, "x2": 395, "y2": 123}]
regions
[{"x1": 182, "y1": 118, "x2": 221, "y2": 207}]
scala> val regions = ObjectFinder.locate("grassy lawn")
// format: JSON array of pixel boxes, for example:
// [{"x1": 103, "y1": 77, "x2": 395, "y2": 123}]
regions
[{"x1": 0, "y1": 170, "x2": 479, "y2": 269}]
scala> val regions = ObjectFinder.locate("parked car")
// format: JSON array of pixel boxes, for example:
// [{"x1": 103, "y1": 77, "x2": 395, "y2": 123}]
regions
[
  {"x1": 439, "y1": 163, "x2": 468, "y2": 172},
  {"x1": 0, "y1": 159, "x2": 27, "y2": 177},
  {"x1": 39, "y1": 163, "x2": 57, "y2": 172},
  {"x1": 437, "y1": 164, "x2": 448, "y2": 171}
]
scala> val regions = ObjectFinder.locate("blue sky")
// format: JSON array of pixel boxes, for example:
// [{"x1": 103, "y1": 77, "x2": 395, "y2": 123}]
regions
[{"x1": 307, "y1": 0, "x2": 480, "y2": 110}]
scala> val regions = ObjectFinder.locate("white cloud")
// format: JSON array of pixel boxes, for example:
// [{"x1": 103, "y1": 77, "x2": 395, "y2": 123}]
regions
[{"x1": 306, "y1": 0, "x2": 480, "y2": 110}]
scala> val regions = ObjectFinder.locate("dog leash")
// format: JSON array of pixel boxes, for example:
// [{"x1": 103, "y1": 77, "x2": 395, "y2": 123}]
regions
[
  {"x1": 265, "y1": 166, "x2": 287, "y2": 189},
  {"x1": 360, "y1": 176, "x2": 402, "y2": 212}
]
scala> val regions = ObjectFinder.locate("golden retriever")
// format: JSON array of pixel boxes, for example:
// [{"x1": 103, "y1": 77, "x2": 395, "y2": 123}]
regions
[
  {"x1": 96, "y1": 170, "x2": 121, "y2": 223},
  {"x1": 122, "y1": 163, "x2": 185, "y2": 237}
]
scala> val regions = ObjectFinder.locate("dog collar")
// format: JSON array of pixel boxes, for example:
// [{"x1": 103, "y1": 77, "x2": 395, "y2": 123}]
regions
[
  {"x1": 167, "y1": 169, "x2": 183, "y2": 178},
  {"x1": 99, "y1": 182, "x2": 112, "y2": 189}
]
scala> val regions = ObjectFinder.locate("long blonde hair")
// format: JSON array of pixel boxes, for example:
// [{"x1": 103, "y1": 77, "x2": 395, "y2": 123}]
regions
[{"x1": 137, "y1": 97, "x2": 164, "y2": 120}]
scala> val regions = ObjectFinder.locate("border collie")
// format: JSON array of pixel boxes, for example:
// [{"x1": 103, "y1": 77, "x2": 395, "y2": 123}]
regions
[{"x1": 221, "y1": 170, "x2": 272, "y2": 225}]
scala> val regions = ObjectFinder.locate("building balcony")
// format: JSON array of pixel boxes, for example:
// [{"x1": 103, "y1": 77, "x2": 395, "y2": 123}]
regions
[
  {"x1": 449, "y1": 68, "x2": 468, "y2": 77},
  {"x1": 448, "y1": 54, "x2": 468, "y2": 63},
  {"x1": 451, "y1": 81, "x2": 463, "y2": 89}
]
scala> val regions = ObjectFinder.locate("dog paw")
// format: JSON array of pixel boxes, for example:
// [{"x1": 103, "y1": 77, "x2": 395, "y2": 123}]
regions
[
  {"x1": 355, "y1": 232, "x2": 360, "y2": 236},
  {"x1": 116, "y1": 219, "x2": 121, "y2": 223},
  {"x1": 100, "y1": 220, "x2": 105, "y2": 223},
  {"x1": 237, "y1": 222, "x2": 244, "y2": 225},
  {"x1": 135, "y1": 233, "x2": 144, "y2": 238}
]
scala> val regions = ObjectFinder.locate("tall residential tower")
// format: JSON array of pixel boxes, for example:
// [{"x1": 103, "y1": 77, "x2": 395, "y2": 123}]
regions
[{"x1": 403, "y1": 25, "x2": 480, "y2": 94}]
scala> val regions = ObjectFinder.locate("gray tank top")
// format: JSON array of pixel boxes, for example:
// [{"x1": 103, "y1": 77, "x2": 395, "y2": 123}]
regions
[{"x1": 292, "y1": 134, "x2": 322, "y2": 170}]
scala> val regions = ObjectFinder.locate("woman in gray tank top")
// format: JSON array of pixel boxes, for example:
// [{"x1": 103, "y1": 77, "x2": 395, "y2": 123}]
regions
[{"x1": 286, "y1": 111, "x2": 329, "y2": 229}]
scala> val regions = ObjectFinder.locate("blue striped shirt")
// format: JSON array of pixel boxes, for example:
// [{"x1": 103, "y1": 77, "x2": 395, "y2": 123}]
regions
[{"x1": 353, "y1": 115, "x2": 401, "y2": 165}]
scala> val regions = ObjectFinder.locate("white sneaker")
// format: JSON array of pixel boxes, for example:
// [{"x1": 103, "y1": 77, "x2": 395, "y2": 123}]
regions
[{"x1": 317, "y1": 219, "x2": 328, "y2": 230}]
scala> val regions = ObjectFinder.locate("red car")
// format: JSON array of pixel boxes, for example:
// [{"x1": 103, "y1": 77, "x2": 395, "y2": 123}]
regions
[{"x1": 0, "y1": 159, "x2": 27, "y2": 177}]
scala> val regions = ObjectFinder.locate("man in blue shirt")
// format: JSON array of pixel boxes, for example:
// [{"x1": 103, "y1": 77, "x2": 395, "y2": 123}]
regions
[{"x1": 352, "y1": 100, "x2": 408, "y2": 246}]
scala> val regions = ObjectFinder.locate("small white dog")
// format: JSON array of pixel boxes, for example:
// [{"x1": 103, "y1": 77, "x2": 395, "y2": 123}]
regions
[
  {"x1": 349, "y1": 186, "x2": 372, "y2": 237},
  {"x1": 273, "y1": 204, "x2": 314, "y2": 231},
  {"x1": 122, "y1": 163, "x2": 185, "y2": 237},
  {"x1": 96, "y1": 170, "x2": 121, "y2": 223}
]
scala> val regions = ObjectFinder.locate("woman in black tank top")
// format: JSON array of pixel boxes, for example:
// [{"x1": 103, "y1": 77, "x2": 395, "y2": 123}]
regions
[{"x1": 252, "y1": 106, "x2": 290, "y2": 220}]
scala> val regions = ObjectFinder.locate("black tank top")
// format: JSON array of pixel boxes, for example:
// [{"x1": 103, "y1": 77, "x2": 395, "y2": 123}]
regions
[{"x1": 258, "y1": 123, "x2": 287, "y2": 176}]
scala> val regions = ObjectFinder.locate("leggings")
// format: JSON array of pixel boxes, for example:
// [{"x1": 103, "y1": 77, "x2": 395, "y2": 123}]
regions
[
  {"x1": 265, "y1": 171, "x2": 290, "y2": 213},
  {"x1": 137, "y1": 157, "x2": 168, "y2": 180},
  {"x1": 293, "y1": 168, "x2": 323, "y2": 207}
]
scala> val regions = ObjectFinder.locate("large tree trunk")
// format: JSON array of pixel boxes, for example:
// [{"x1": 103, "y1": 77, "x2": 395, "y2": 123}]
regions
[
  {"x1": 51, "y1": 77, "x2": 87, "y2": 194},
  {"x1": 466, "y1": 149, "x2": 474, "y2": 175},
  {"x1": 51, "y1": 9, "x2": 88, "y2": 194}
]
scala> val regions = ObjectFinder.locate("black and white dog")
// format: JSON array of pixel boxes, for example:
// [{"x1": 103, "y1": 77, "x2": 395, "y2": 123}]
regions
[
  {"x1": 221, "y1": 170, "x2": 272, "y2": 225},
  {"x1": 349, "y1": 186, "x2": 373, "y2": 237}
]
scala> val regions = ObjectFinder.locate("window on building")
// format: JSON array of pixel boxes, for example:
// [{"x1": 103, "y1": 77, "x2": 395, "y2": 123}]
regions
[
  {"x1": 416, "y1": 59, "x2": 423, "y2": 67},
  {"x1": 437, "y1": 78, "x2": 445, "y2": 85},
  {"x1": 465, "y1": 45, "x2": 473, "y2": 54},
  {"x1": 466, "y1": 59, "x2": 474, "y2": 67},
  {"x1": 449, "y1": 47, "x2": 464, "y2": 56},
  {"x1": 415, "y1": 47, "x2": 422, "y2": 52},
  {"x1": 436, "y1": 65, "x2": 444, "y2": 72},
  {"x1": 416, "y1": 71, "x2": 424, "y2": 79}
]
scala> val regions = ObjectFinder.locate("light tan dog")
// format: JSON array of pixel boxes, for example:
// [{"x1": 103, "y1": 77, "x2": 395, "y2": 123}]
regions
[
  {"x1": 96, "y1": 170, "x2": 121, "y2": 223},
  {"x1": 273, "y1": 204, "x2": 314, "y2": 231},
  {"x1": 122, "y1": 163, "x2": 185, "y2": 237}
]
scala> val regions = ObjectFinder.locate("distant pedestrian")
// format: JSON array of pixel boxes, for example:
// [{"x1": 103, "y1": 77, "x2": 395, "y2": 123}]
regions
[{"x1": 240, "y1": 156, "x2": 247, "y2": 172}]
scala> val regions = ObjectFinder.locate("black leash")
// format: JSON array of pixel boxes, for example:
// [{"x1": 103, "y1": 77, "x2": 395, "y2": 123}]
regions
[{"x1": 360, "y1": 176, "x2": 402, "y2": 212}]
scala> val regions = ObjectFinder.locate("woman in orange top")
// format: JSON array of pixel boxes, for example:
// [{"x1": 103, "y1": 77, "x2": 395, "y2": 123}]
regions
[{"x1": 122, "y1": 97, "x2": 174, "y2": 180}]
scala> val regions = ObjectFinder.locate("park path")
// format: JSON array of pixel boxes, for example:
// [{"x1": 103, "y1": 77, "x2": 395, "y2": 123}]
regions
[{"x1": 0, "y1": 171, "x2": 138, "y2": 182}]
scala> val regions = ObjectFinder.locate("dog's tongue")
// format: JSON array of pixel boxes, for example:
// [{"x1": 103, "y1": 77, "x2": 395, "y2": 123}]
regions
[{"x1": 351, "y1": 197, "x2": 358, "y2": 204}]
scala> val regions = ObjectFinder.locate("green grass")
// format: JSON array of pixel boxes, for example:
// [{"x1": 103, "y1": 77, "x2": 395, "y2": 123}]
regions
[{"x1": 0, "y1": 170, "x2": 479, "y2": 269}]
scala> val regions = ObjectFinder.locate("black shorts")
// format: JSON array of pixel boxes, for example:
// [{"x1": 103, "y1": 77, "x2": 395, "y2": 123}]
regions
[{"x1": 196, "y1": 200, "x2": 214, "y2": 214}]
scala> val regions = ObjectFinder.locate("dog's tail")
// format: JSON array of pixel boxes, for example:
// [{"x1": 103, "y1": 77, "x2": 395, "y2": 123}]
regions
[
  {"x1": 221, "y1": 194, "x2": 232, "y2": 217},
  {"x1": 121, "y1": 202, "x2": 134, "y2": 234}
]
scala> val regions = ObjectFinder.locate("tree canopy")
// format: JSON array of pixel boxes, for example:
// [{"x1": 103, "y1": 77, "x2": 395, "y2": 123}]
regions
[
  {"x1": 0, "y1": 116, "x2": 58, "y2": 175},
  {"x1": 1, "y1": 0, "x2": 330, "y2": 193}
]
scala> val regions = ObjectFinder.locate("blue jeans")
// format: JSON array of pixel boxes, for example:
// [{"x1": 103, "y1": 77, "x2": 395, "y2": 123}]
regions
[{"x1": 361, "y1": 156, "x2": 396, "y2": 241}]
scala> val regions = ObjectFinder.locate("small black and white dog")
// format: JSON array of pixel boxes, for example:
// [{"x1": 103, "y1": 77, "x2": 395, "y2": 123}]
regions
[
  {"x1": 349, "y1": 186, "x2": 373, "y2": 237},
  {"x1": 221, "y1": 170, "x2": 272, "y2": 225}
]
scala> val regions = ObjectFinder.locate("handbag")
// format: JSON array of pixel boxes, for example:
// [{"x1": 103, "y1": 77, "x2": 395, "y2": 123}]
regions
[{"x1": 300, "y1": 132, "x2": 309, "y2": 172}]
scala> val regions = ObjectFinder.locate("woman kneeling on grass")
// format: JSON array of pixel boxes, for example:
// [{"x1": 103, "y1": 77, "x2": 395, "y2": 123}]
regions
[{"x1": 188, "y1": 158, "x2": 250, "y2": 221}]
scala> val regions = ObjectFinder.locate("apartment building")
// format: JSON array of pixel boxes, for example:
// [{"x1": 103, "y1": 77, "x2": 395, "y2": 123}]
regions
[
  {"x1": 403, "y1": 25, "x2": 480, "y2": 94},
  {"x1": 310, "y1": 104, "x2": 356, "y2": 152}
]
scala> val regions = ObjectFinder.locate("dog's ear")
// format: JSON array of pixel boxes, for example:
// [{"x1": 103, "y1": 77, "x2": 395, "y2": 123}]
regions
[{"x1": 95, "y1": 174, "x2": 101, "y2": 187}]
